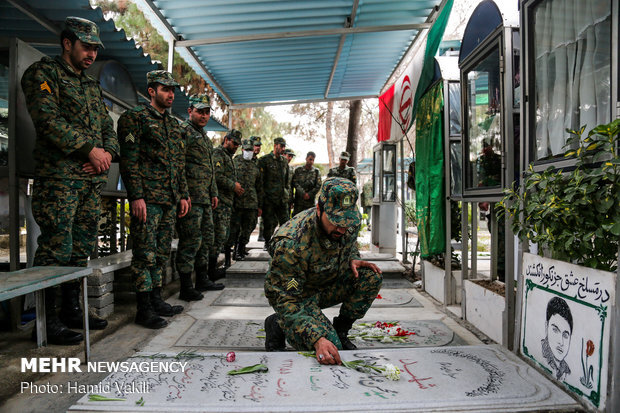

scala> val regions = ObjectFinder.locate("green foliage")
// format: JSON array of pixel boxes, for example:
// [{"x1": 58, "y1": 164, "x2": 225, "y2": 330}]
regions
[
  {"x1": 404, "y1": 199, "x2": 416, "y2": 227},
  {"x1": 230, "y1": 108, "x2": 292, "y2": 154},
  {"x1": 500, "y1": 119, "x2": 620, "y2": 272}
]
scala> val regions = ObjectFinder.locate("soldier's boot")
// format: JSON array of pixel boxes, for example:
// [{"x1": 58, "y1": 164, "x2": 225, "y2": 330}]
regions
[
  {"x1": 208, "y1": 255, "x2": 226, "y2": 282},
  {"x1": 224, "y1": 248, "x2": 232, "y2": 268},
  {"x1": 264, "y1": 313, "x2": 286, "y2": 352},
  {"x1": 59, "y1": 283, "x2": 108, "y2": 330},
  {"x1": 150, "y1": 287, "x2": 183, "y2": 316},
  {"x1": 135, "y1": 292, "x2": 167, "y2": 329},
  {"x1": 31, "y1": 286, "x2": 84, "y2": 345},
  {"x1": 333, "y1": 315, "x2": 357, "y2": 350},
  {"x1": 240, "y1": 243, "x2": 248, "y2": 258},
  {"x1": 233, "y1": 242, "x2": 244, "y2": 261},
  {"x1": 196, "y1": 264, "x2": 225, "y2": 291},
  {"x1": 178, "y1": 272, "x2": 203, "y2": 301}
]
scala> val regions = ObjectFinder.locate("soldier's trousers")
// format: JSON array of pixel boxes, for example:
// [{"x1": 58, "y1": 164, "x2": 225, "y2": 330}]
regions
[
  {"x1": 32, "y1": 179, "x2": 103, "y2": 268},
  {"x1": 211, "y1": 203, "x2": 232, "y2": 257},
  {"x1": 228, "y1": 207, "x2": 258, "y2": 247},
  {"x1": 129, "y1": 203, "x2": 176, "y2": 292},
  {"x1": 276, "y1": 267, "x2": 382, "y2": 351},
  {"x1": 176, "y1": 203, "x2": 214, "y2": 273},
  {"x1": 262, "y1": 199, "x2": 289, "y2": 246}
]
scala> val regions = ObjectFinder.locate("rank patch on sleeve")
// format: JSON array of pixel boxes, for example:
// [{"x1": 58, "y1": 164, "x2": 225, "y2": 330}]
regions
[
  {"x1": 215, "y1": 161, "x2": 221, "y2": 167},
  {"x1": 286, "y1": 279, "x2": 299, "y2": 291},
  {"x1": 40, "y1": 81, "x2": 51, "y2": 94},
  {"x1": 125, "y1": 133, "x2": 135, "y2": 143}
]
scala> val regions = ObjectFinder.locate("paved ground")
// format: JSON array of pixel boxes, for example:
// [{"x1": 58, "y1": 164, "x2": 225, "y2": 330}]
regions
[{"x1": 0, "y1": 233, "x2": 582, "y2": 413}]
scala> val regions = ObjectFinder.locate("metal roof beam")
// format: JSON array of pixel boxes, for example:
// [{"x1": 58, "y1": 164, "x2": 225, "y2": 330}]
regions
[
  {"x1": 176, "y1": 23, "x2": 430, "y2": 48},
  {"x1": 324, "y1": 0, "x2": 359, "y2": 99},
  {"x1": 5, "y1": 0, "x2": 61, "y2": 35},
  {"x1": 230, "y1": 94, "x2": 377, "y2": 109}
]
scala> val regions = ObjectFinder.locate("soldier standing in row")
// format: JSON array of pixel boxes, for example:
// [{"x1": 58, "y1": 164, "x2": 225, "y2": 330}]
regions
[
  {"x1": 264, "y1": 178, "x2": 382, "y2": 363},
  {"x1": 118, "y1": 70, "x2": 189, "y2": 329},
  {"x1": 21, "y1": 17, "x2": 118, "y2": 344},
  {"x1": 230, "y1": 139, "x2": 263, "y2": 260},
  {"x1": 283, "y1": 148, "x2": 296, "y2": 216},
  {"x1": 258, "y1": 137, "x2": 289, "y2": 249},
  {"x1": 212, "y1": 130, "x2": 243, "y2": 273},
  {"x1": 175, "y1": 94, "x2": 224, "y2": 301},
  {"x1": 328, "y1": 151, "x2": 357, "y2": 184},
  {"x1": 291, "y1": 151, "x2": 322, "y2": 217}
]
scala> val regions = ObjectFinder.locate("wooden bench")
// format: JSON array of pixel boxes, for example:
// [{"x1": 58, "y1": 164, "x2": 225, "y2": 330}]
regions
[{"x1": 0, "y1": 266, "x2": 93, "y2": 362}]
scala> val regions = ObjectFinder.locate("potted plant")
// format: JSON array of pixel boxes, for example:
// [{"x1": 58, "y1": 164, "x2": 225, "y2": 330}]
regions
[{"x1": 500, "y1": 119, "x2": 619, "y2": 272}]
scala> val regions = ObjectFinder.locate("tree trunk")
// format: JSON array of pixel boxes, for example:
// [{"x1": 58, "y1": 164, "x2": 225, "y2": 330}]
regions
[
  {"x1": 325, "y1": 101, "x2": 335, "y2": 168},
  {"x1": 346, "y1": 100, "x2": 362, "y2": 168}
]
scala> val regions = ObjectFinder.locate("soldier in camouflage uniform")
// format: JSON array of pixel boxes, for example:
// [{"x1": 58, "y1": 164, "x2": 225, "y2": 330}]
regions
[
  {"x1": 327, "y1": 151, "x2": 357, "y2": 184},
  {"x1": 283, "y1": 148, "x2": 296, "y2": 216},
  {"x1": 258, "y1": 137, "x2": 290, "y2": 249},
  {"x1": 230, "y1": 139, "x2": 263, "y2": 260},
  {"x1": 264, "y1": 177, "x2": 382, "y2": 365},
  {"x1": 291, "y1": 151, "x2": 322, "y2": 217},
  {"x1": 118, "y1": 70, "x2": 190, "y2": 329},
  {"x1": 175, "y1": 94, "x2": 224, "y2": 301},
  {"x1": 211, "y1": 129, "x2": 243, "y2": 274},
  {"x1": 21, "y1": 17, "x2": 118, "y2": 345}
]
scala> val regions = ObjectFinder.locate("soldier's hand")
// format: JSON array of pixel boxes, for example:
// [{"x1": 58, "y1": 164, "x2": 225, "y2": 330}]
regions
[
  {"x1": 350, "y1": 260, "x2": 382, "y2": 279},
  {"x1": 211, "y1": 197, "x2": 219, "y2": 209},
  {"x1": 178, "y1": 199, "x2": 190, "y2": 218},
  {"x1": 131, "y1": 199, "x2": 147, "y2": 223},
  {"x1": 82, "y1": 162, "x2": 97, "y2": 175},
  {"x1": 234, "y1": 182, "x2": 244, "y2": 196},
  {"x1": 88, "y1": 147, "x2": 112, "y2": 173},
  {"x1": 314, "y1": 337, "x2": 341, "y2": 365}
]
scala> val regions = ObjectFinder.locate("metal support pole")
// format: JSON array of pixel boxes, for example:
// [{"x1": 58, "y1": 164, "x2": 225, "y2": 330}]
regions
[
  {"x1": 167, "y1": 37, "x2": 175, "y2": 72},
  {"x1": 400, "y1": 139, "x2": 408, "y2": 263}
]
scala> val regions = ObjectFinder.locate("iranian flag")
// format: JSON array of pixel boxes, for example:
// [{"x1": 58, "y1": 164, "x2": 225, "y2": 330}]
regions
[{"x1": 378, "y1": 0, "x2": 453, "y2": 142}]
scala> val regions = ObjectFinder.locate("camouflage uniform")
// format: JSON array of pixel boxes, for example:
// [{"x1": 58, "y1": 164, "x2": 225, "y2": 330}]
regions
[
  {"x1": 229, "y1": 140, "x2": 263, "y2": 248},
  {"x1": 264, "y1": 178, "x2": 382, "y2": 350},
  {"x1": 211, "y1": 131, "x2": 241, "y2": 256},
  {"x1": 118, "y1": 72, "x2": 188, "y2": 293},
  {"x1": 258, "y1": 140, "x2": 290, "y2": 246},
  {"x1": 175, "y1": 115, "x2": 218, "y2": 274},
  {"x1": 291, "y1": 165, "x2": 322, "y2": 217},
  {"x1": 22, "y1": 50, "x2": 117, "y2": 269},
  {"x1": 327, "y1": 165, "x2": 357, "y2": 184}
]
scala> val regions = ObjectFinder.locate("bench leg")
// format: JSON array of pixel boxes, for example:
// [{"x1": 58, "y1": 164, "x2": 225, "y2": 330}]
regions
[
  {"x1": 82, "y1": 276, "x2": 90, "y2": 364},
  {"x1": 35, "y1": 290, "x2": 47, "y2": 347}
]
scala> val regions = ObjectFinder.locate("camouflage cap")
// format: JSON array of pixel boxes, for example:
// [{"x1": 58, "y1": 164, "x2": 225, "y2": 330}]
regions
[
  {"x1": 189, "y1": 94, "x2": 211, "y2": 109},
  {"x1": 65, "y1": 16, "x2": 104, "y2": 48},
  {"x1": 318, "y1": 177, "x2": 361, "y2": 228},
  {"x1": 284, "y1": 148, "x2": 295, "y2": 157},
  {"x1": 146, "y1": 70, "x2": 180, "y2": 87},
  {"x1": 241, "y1": 139, "x2": 253, "y2": 150},
  {"x1": 250, "y1": 136, "x2": 262, "y2": 146},
  {"x1": 340, "y1": 151, "x2": 351, "y2": 161},
  {"x1": 225, "y1": 129, "x2": 242, "y2": 144},
  {"x1": 273, "y1": 137, "x2": 287, "y2": 146}
]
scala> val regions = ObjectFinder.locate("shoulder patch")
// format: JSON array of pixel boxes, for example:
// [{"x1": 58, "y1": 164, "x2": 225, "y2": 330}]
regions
[
  {"x1": 40, "y1": 81, "x2": 51, "y2": 94},
  {"x1": 125, "y1": 133, "x2": 135, "y2": 143},
  {"x1": 216, "y1": 161, "x2": 221, "y2": 167}
]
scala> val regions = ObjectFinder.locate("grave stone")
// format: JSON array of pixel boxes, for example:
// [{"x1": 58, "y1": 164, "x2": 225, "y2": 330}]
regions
[
  {"x1": 227, "y1": 260, "x2": 405, "y2": 279},
  {"x1": 68, "y1": 346, "x2": 578, "y2": 412}
]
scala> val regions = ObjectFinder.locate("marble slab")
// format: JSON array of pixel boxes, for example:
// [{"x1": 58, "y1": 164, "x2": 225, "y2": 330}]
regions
[
  {"x1": 224, "y1": 277, "x2": 414, "y2": 289},
  {"x1": 243, "y1": 250, "x2": 398, "y2": 262},
  {"x1": 174, "y1": 319, "x2": 461, "y2": 350},
  {"x1": 68, "y1": 346, "x2": 577, "y2": 412},
  {"x1": 211, "y1": 288, "x2": 421, "y2": 308},
  {"x1": 227, "y1": 260, "x2": 406, "y2": 279}
]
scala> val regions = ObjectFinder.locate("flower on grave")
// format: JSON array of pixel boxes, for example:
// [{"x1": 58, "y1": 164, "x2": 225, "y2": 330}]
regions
[
  {"x1": 226, "y1": 351, "x2": 236, "y2": 362},
  {"x1": 382, "y1": 363, "x2": 401, "y2": 381}
]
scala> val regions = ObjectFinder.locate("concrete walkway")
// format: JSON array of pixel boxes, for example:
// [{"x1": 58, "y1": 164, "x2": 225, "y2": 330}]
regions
[{"x1": 2, "y1": 234, "x2": 581, "y2": 412}]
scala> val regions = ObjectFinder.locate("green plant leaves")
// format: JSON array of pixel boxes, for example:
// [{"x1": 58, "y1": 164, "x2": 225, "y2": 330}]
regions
[{"x1": 227, "y1": 364, "x2": 269, "y2": 375}]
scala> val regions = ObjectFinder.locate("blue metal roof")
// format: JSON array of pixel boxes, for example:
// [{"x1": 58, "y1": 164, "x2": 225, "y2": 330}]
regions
[
  {"x1": 135, "y1": 0, "x2": 447, "y2": 106},
  {"x1": 0, "y1": 0, "x2": 192, "y2": 119}
]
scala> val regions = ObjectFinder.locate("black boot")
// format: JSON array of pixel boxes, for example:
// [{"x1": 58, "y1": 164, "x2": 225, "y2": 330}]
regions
[
  {"x1": 224, "y1": 248, "x2": 232, "y2": 268},
  {"x1": 178, "y1": 272, "x2": 203, "y2": 301},
  {"x1": 333, "y1": 315, "x2": 357, "y2": 350},
  {"x1": 135, "y1": 292, "x2": 167, "y2": 329},
  {"x1": 31, "y1": 287, "x2": 83, "y2": 345},
  {"x1": 264, "y1": 313, "x2": 286, "y2": 351},
  {"x1": 233, "y1": 242, "x2": 244, "y2": 260},
  {"x1": 208, "y1": 255, "x2": 226, "y2": 282},
  {"x1": 59, "y1": 283, "x2": 108, "y2": 330},
  {"x1": 240, "y1": 243, "x2": 248, "y2": 258},
  {"x1": 150, "y1": 287, "x2": 183, "y2": 316},
  {"x1": 196, "y1": 263, "x2": 225, "y2": 291}
]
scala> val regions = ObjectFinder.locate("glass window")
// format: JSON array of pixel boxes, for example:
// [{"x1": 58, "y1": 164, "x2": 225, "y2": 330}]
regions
[
  {"x1": 0, "y1": 63, "x2": 8, "y2": 167},
  {"x1": 464, "y1": 47, "x2": 502, "y2": 190},
  {"x1": 448, "y1": 82, "x2": 461, "y2": 136},
  {"x1": 512, "y1": 30, "x2": 521, "y2": 108},
  {"x1": 450, "y1": 142, "x2": 462, "y2": 196},
  {"x1": 373, "y1": 150, "x2": 380, "y2": 199},
  {"x1": 382, "y1": 144, "x2": 396, "y2": 201},
  {"x1": 533, "y1": 0, "x2": 611, "y2": 161}
]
